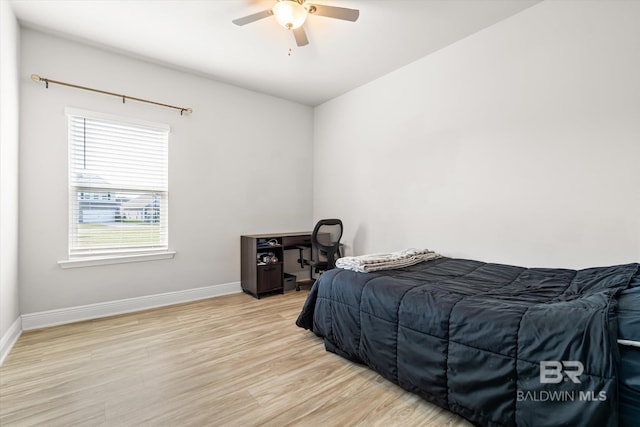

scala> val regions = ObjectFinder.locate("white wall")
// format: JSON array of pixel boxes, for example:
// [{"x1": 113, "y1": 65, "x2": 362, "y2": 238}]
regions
[
  {"x1": 0, "y1": 1, "x2": 21, "y2": 355},
  {"x1": 19, "y1": 29, "x2": 313, "y2": 314},
  {"x1": 314, "y1": 0, "x2": 640, "y2": 269}
]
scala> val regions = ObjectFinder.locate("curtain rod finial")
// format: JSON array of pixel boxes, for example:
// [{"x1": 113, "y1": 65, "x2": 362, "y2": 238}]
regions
[
  {"x1": 31, "y1": 74, "x2": 42, "y2": 82},
  {"x1": 185, "y1": 108, "x2": 193, "y2": 114}
]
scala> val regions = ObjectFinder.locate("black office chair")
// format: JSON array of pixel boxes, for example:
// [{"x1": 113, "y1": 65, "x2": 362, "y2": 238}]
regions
[{"x1": 297, "y1": 219, "x2": 343, "y2": 290}]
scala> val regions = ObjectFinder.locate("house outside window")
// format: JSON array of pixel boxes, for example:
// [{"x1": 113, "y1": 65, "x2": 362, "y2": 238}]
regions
[{"x1": 66, "y1": 108, "x2": 169, "y2": 257}]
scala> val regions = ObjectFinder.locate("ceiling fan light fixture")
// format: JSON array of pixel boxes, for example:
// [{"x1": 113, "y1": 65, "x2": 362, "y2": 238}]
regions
[{"x1": 272, "y1": 0, "x2": 308, "y2": 30}]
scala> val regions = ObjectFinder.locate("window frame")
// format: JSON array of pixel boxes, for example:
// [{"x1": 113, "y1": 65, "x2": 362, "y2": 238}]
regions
[{"x1": 59, "y1": 108, "x2": 174, "y2": 268}]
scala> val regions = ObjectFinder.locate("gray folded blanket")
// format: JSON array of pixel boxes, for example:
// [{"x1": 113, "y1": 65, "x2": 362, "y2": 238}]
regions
[{"x1": 335, "y1": 248, "x2": 441, "y2": 272}]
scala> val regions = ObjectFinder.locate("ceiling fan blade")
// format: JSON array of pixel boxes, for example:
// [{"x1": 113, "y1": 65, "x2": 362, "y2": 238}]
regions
[
  {"x1": 232, "y1": 9, "x2": 273, "y2": 26},
  {"x1": 293, "y1": 27, "x2": 309, "y2": 47},
  {"x1": 308, "y1": 4, "x2": 359, "y2": 22}
]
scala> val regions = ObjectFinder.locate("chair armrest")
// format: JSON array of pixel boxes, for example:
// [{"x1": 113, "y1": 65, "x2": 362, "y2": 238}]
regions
[{"x1": 297, "y1": 246, "x2": 310, "y2": 269}]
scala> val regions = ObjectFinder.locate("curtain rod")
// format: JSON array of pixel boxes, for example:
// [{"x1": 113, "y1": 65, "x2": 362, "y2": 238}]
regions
[{"x1": 31, "y1": 74, "x2": 193, "y2": 116}]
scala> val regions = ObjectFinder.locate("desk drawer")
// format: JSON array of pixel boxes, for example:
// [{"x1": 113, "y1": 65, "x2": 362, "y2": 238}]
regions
[
  {"x1": 257, "y1": 264, "x2": 282, "y2": 292},
  {"x1": 283, "y1": 235, "x2": 311, "y2": 247}
]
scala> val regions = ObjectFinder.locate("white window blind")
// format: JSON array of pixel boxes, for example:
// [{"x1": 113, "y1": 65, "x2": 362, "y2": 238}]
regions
[{"x1": 67, "y1": 109, "x2": 169, "y2": 257}]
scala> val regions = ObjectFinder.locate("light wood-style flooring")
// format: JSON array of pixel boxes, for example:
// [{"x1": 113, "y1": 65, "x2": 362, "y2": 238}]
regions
[{"x1": 0, "y1": 290, "x2": 472, "y2": 426}]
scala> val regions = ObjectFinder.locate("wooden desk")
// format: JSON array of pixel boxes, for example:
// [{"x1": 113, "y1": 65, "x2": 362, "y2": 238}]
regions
[{"x1": 241, "y1": 232, "x2": 312, "y2": 299}]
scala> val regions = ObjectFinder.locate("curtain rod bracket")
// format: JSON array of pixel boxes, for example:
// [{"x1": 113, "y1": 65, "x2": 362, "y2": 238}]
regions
[{"x1": 30, "y1": 73, "x2": 192, "y2": 115}]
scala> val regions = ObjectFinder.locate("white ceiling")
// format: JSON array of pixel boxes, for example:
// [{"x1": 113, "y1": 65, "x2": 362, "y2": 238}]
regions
[{"x1": 10, "y1": 0, "x2": 540, "y2": 106}]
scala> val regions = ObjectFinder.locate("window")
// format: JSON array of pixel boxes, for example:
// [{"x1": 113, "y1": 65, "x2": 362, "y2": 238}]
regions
[{"x1": 66, "y1": 108, "x2": 169, "y2": 258}]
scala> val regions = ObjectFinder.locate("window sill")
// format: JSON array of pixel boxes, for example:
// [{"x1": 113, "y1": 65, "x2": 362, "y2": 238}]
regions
[{"x1": 58, "y1": 251, "x2": 176, "y2": 269}]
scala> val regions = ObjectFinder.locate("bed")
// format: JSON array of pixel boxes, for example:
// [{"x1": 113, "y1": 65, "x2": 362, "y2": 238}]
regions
[{"x1": 296, "y1": 257, "x2": 640, "y2": 427}]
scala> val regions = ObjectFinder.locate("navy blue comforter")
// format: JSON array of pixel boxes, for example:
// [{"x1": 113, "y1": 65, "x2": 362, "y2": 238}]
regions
[{"x1": 296, "y1": 258, "x2": 640, "y2": 427}]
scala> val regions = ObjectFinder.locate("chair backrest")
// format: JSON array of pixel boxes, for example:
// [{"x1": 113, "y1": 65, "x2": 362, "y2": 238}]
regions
[{"x1": 311, "y1": 219, "x2": 343, "y2": 270}]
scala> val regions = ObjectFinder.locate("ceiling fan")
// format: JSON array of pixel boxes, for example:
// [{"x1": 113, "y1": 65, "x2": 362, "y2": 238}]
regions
[{"x1": 232, "y1": 0, "x2": 360, "y2": 47}]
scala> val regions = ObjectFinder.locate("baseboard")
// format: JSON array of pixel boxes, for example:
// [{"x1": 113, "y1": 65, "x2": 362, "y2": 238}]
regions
[
  {"x1": 0, "y1": 316, "x2": 22, "y2": 366},
  {"x1": 21, "y1": 281, "x2": 241, "y2": 331}
]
